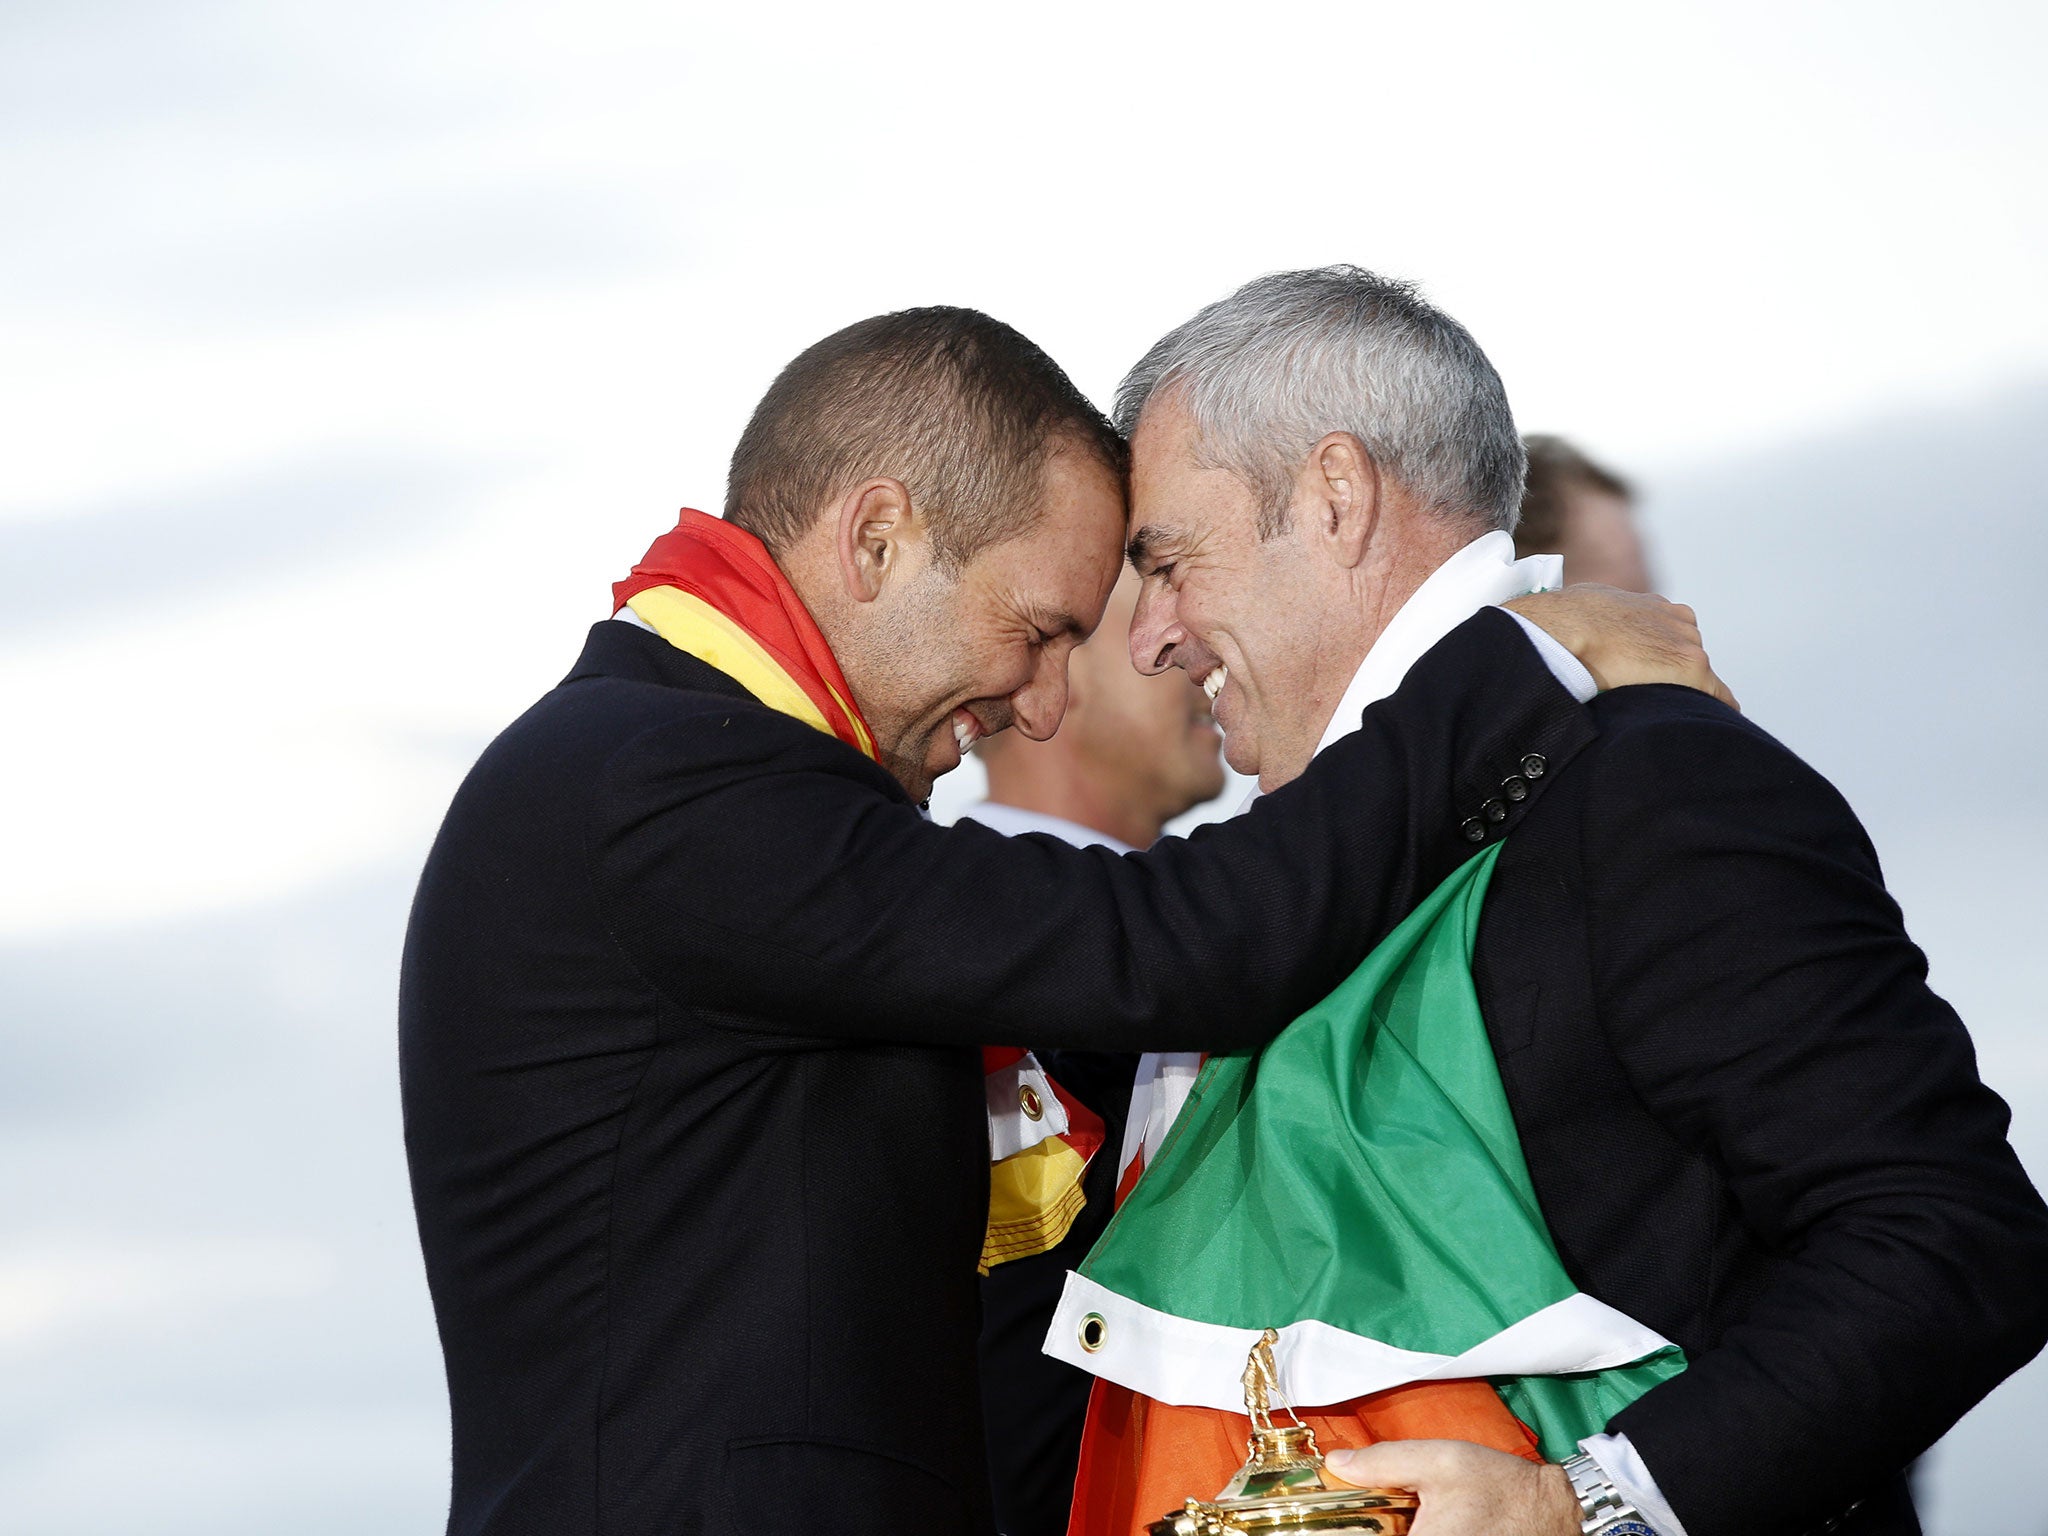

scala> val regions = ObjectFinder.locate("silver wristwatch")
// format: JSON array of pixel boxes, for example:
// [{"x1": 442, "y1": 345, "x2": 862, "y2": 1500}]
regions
[{"x1": 1560, "y1": 1452, "x2": 1659, "y2": 1536}]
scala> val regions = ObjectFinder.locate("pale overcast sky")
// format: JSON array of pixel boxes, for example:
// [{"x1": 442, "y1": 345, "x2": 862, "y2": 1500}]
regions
[{"x1": 3, "y1": 1, "x2": 2045, "y2": 1531}]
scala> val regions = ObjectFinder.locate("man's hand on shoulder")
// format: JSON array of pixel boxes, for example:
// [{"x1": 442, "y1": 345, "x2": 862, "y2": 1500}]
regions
[
  {"x1": 1506, "y1": 585, "x2": 1738, "y2": 712},
  {"x1": 1325, "y1": 1441, "x2": 1582, "y2": 1536}
]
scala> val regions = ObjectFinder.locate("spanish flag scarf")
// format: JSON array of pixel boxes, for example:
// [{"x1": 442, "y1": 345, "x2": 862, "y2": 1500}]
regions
[
  {"x1": 613, "y1": 509, "x2": 878, "y2": 759},
  {"x1": 612, "y1": 509, "x2": 1102, "y2": 1272}
]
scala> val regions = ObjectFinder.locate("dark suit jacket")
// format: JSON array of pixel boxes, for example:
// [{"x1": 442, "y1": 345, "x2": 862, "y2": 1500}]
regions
[
  {"x1": 398, "y1": 607, "x2": 1588, "y2": 1536},
  {"x1": 1472, "y1": 685, "x2": 2048, "y2": 1536}
]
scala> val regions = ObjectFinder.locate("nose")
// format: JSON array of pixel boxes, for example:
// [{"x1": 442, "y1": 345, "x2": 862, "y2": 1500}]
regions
[
  {"x1": 1128, "y1": 585, "x2": 1181, "y2": 677},
  {"x1": 1010, "y1": 651, "x2": 1072, "y2": 742}
]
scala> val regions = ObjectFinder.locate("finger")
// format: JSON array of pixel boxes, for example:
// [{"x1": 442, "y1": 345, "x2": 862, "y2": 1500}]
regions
[
  {"x1": 1323, "y1": 1440, "x2": 1447, "y2": 1490},
  {"x1": 1696, "y1": 654, "x2": 1740, "y2": 712}
]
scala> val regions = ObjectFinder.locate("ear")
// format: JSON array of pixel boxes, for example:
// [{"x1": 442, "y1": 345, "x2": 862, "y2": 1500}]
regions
[
  {"x1": 833, "y1": 478, "x2": 919, "y2": 604},
  {"x1": 1306, "y1": 432, "x2": 1380, "y2": 569}
]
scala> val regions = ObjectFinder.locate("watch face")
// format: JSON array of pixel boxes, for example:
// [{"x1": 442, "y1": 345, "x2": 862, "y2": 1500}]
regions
[{"x1": 1603, "y1": 1523, "x2": 1658, "y2": 1536}]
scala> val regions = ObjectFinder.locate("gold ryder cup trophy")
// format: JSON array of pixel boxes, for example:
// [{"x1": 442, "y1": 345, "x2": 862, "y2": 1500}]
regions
[{"x1": 1147, "y1": 1330, "x2": 1420, "y2": 1536}]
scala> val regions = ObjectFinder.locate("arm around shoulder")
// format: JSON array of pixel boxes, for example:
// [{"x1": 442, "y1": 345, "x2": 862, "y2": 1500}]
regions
[{"x1": 587, "y1": 607, "x2": 1597, "y2": 1053}]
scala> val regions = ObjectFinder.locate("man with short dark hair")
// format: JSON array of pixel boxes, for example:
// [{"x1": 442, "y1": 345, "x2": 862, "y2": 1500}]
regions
[
  {"x1": 724, "y1": 307, "x2": 1111, "y2": 573},
  {"x1": 400, "y1": 304, "x2": 1723, "y2": 1535}
]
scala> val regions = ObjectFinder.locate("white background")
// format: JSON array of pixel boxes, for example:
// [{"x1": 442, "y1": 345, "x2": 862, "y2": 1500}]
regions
[{"x1": 3, "y1": 1, "x2": 2045, "y2": 1530}]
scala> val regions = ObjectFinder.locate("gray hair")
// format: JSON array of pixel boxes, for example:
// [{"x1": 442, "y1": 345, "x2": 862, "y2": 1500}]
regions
[{"x1": 1115, "y1": 266, "x2": 1526, "y2": 536}]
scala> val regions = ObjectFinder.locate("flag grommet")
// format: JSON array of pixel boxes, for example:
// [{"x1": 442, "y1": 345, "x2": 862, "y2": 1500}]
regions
[{"x1": 1078, "y1": 1312, "x2": 1107, "y2": 1352}]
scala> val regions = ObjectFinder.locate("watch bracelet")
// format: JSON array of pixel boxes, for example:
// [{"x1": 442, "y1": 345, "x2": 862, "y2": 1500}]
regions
[{"x1": 1560, "y1": 1450, "x2": 1644, "y2": 1535}]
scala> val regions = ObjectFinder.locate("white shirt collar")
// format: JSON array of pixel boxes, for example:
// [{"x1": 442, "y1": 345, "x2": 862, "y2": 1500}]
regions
[
  {"x1": 1311, "y1": 530, "x2": 1561, "y2": 758},
  {"x1": 1237, "y1": 531, "x2": 1560, "y2": 814},
  {"x1": 961, "y1": 800, "x2": 1137, "y2": 853}
]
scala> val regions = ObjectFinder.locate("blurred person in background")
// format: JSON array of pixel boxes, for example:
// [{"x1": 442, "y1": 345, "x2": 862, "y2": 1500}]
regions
[
  {"x1": 965, "y1": 568, "x2": 1227, "y2": 1536},
  {"x1": 1516, "y1": 435, "x2": 1652, "y2": 592}
]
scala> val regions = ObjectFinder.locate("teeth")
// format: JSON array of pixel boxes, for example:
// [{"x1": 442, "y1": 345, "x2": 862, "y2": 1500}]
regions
[
  {"x1": 1202, "y1": 667, "x2": 1227, "y2": 702},
  {"x1": 954, "y1": 716, "x2": 979, "y2": 756}
]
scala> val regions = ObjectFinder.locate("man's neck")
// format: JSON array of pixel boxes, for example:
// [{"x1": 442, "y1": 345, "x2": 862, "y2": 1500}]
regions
[
  {"x1": 983, "y1": 755, "x2": 1163, "y2": 850},
  {"x1": 1262, "y1": 520, "x2": 1478, "y2": 793}
]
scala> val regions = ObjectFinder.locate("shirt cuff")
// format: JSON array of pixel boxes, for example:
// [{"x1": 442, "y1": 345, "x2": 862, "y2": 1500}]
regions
[
  {"x1": 1503, "y1": 607, "x2": 1598, "y2": 703},
  {"x1": 1580, "y1": 1432, "x2": 1689, "y2": 1536}
]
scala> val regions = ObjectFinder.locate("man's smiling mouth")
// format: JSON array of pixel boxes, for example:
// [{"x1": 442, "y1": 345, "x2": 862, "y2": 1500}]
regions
[
  {"x1": 1201, "y1": 666, "x2": 1228, "y2": 703},
  {"x1": 951, "y1": 707, "x2": 983, "y2": 757}
]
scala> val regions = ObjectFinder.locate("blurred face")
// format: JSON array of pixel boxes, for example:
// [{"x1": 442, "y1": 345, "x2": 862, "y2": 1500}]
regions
[
  {"x1": 855, "y1": 447, "x2": 1128, "y2": 802},
  {"x1": 1559, "y1": 486, "x2": 1652, "y2": 592},
  {"x1": 1124, "y1": 401, "x2": 1356, "y2": 789},
  {"x1": 1067, "y1": 571, "x2": 1228, "y2": 823}
]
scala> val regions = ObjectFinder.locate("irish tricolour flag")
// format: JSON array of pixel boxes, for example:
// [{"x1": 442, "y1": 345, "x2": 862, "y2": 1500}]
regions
[{"x1": 1045, "y1": 846, "x2": 1685, "y2": 1461}]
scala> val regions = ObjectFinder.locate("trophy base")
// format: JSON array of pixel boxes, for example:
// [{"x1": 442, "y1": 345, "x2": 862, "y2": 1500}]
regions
[{"x1": 1147, "y1": 1484, "x2": 1418, "y2": 1536}]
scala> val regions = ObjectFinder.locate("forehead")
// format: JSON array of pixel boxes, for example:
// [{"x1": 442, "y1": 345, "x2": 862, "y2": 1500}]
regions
[
  {"x1": 1039, "y1": 445, "x2": 1128, "y2": 561},
  {"x1": 976, "y1": 447, "x2": 1125, "y2": 624},
  {"x1": 1125, "y1": 400, "x2": 1259, "y2": 561}
]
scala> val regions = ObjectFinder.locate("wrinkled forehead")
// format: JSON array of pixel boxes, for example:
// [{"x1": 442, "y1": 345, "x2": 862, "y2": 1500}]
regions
[
  {"x1": 1123, "y1": 400, "x2": 1258, "y2": 568},
  {"x1": 983, "y1": 456, "x2": 1127, "y2": 633}
]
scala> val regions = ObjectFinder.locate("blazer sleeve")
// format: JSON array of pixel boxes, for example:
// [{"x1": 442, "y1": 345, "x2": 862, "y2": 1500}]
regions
[
  {"x1": 589, "y1": 606, "x2": 1592, "y2": 1053},
  {"x1": 1580, "y1": 701, "x2": 2048, "y2": 1536}
]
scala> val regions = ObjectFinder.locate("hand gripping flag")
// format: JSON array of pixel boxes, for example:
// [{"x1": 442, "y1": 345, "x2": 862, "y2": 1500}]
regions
[
  {"x1": 1047, "y1": 846, "x2": 1685, "y2": 1470},
  {"x1": 613, "y1": 510, "x2": 1101, "y2": 1274}
]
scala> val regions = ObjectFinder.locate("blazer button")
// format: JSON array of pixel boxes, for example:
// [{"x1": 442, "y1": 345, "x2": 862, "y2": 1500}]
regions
[
  {"x1": 1482, "y1": 798, "x2": 1509, "y2": 824},
  {"x1": 1521, "y1": 752, "x2": 1547, "y2": 780},
  {"x1": 1500, "y1": 775, "x2": 1529, "y2": 802},
  {"x1": 1460, "y1": 817, "x2": 1487, "y2": 844}
]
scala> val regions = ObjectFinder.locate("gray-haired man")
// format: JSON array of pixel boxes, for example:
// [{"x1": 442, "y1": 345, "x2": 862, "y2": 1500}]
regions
[{"x1": 1053, "y1": 268, "x2": 2048, "y2": 1536}]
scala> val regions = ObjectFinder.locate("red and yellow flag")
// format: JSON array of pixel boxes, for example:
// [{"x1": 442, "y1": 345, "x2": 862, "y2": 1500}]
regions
[
  {"x1": 613, "y1": 510, "x2": 1101, "y2": 1272},
  {"x1": 614, "y1": 509, "x2": 876, "y2": 760}
]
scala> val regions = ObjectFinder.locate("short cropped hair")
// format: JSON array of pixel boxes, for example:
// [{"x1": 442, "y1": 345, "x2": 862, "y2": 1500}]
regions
[
  {"x1": 1516, "y1": 434, "x2": 1634, "y2": 560},
  {"x1": 1115, "y1": 266, "x2": 1525, "y2": 536},
  {"x1": 725, "y1": 307, "x2": 1125, "y2": 570}
]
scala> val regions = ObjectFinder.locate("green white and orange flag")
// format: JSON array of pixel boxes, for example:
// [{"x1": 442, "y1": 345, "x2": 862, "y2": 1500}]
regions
[
  {"x1": 612, "y1": 510, "x2": 1102, "y2": 1275},
  {"x1": 1046, "y1": 845, "x2": 1686, "y2": 1467}
]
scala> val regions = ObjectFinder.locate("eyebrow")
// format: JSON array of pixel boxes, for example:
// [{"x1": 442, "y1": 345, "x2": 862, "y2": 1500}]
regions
[{"x1": 1126, "y1": 523, "x2": 1185, "y2": 571}]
